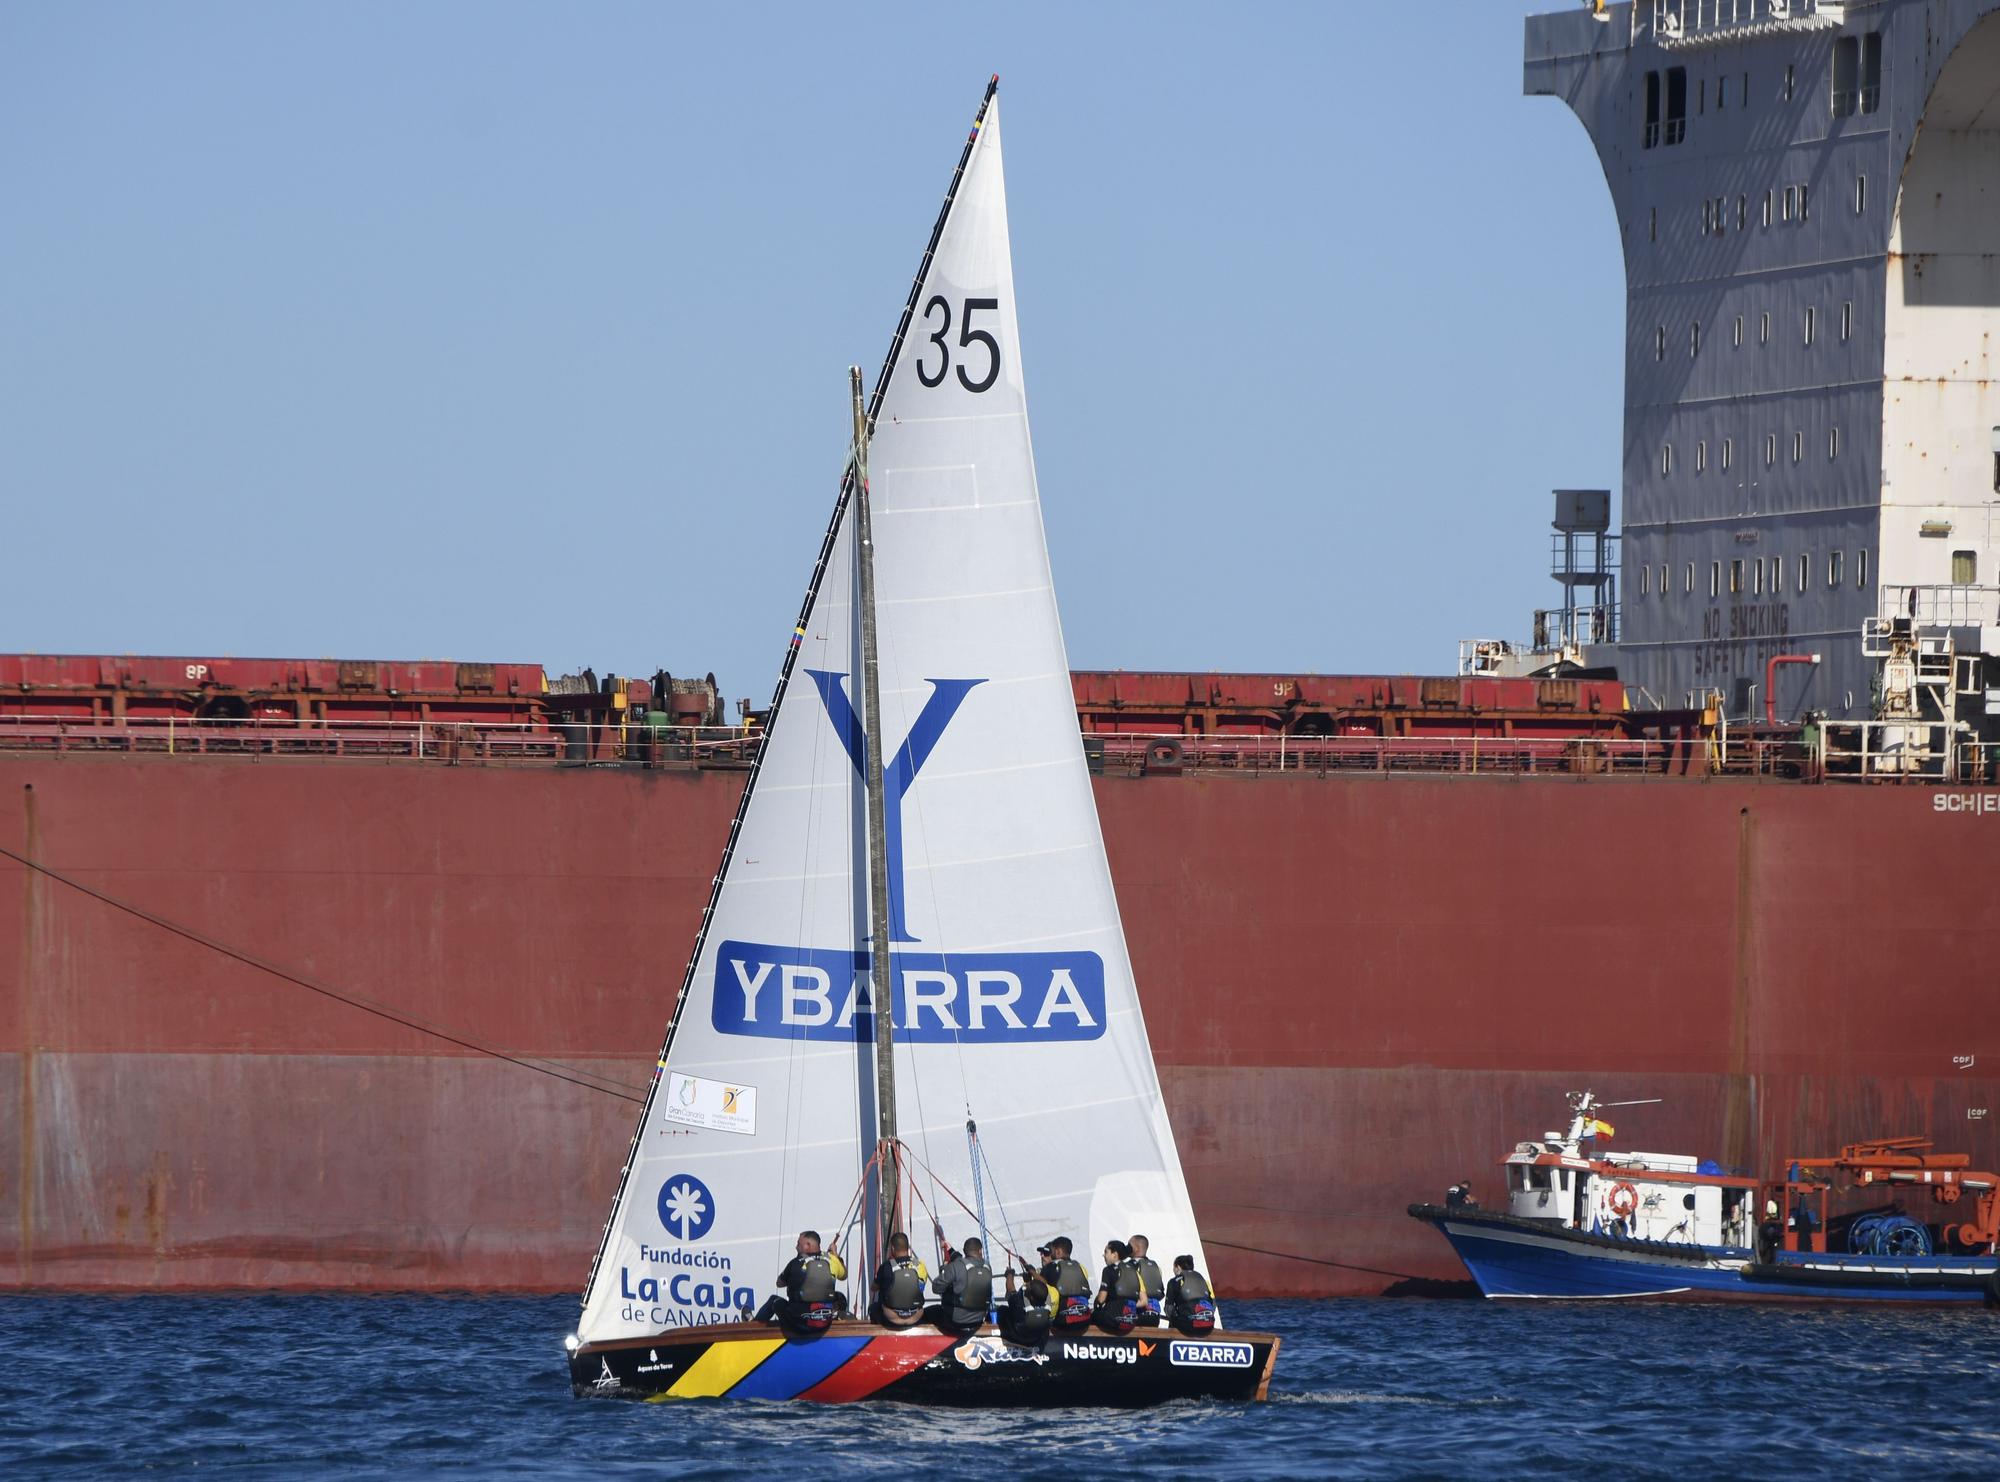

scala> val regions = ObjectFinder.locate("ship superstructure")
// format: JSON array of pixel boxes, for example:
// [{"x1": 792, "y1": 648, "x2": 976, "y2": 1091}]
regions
[{"x1": 1523, "y1": 0, "x2": 2000, "y2": 726}]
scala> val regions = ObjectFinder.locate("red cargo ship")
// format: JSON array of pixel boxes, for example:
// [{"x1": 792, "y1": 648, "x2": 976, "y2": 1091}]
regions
[
  {"x1": 11, "y1": 0, "x2": 2000, "y2": 1301},
  {"x1": 3, "y1": 653, "x2": 1993, "y2": 1297}
]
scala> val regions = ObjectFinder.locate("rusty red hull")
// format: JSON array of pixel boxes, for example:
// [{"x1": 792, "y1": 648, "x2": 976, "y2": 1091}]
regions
[{"x1": 4, "y1": 757, "x2": 1996, "y2": 1296}]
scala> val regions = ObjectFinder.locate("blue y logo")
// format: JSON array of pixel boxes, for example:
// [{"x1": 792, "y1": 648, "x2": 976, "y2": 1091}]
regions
[
  {"x1": 803, "y1": 671, "x2": 984, "y2": 942},
  {"x1": 708, "y1": 667, "x2": 1106, "y2": 1046}
]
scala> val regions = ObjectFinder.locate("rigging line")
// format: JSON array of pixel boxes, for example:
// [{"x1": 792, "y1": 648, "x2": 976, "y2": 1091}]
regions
[
  {"x1": 1201, "y1": 1239, "x2": 1428, "y2": 1285},
  {"x1": 974, "y1": 1130, "x2": 1022, "y2": 1264},
  {"x1": 968, "y1": 1121, "x2": 989, "y2": 1264},
  {"x1": 896, "y1": 1137, "x2": 1028, "y2": 1268},
  {"x1": 0, "y1": 844, "x2": 646, "y2": 1105},
  {"x1": 902, "y1": 1151, "x2": 949, "y2": 1267},
  {"x1": 829, "y1": 1145, "x2": 877, "y2": 1289}
]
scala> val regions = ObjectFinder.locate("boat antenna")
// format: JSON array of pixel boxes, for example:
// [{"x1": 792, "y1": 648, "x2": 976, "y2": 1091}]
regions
[{"x1": 851, "y1": 363, "x2": 901, "y2": 1254}]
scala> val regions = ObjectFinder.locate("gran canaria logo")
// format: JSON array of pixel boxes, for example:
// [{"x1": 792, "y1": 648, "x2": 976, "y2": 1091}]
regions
[{"x1": 711, "y1": 673, "x2": 1107, "y2": 1046}]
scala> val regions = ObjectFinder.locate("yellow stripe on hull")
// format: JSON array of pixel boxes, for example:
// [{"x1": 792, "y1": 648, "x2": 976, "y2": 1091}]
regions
[{"x1": 653, "y1": 1337, "x2": 785, "y2": 1400}]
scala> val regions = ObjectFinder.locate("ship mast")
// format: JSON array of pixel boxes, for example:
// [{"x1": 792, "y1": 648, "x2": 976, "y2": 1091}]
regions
[{"x1": 851, "y1": 364, "x2": 901, "y2": 1255}]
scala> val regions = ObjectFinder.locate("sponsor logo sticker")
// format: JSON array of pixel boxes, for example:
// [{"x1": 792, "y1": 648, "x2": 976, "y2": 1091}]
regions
[
  {"x1": 713, "y1": 942, "x2": 1105, "y2": 1045},
  {"x1": 954, "y1": 1337, "x2": 1049, "y2": 1370},
  {"x1": 656, "y1": 1173, "x2": 717, "y2": 1242},
  {"x1": 1059, "y1": 1341, "x2": 1137, "y2": 1365},
  {"x1": 662, "y1": 1073, "x2": 758, "y2": 1136},
  {"x1": 1168, "y1": 1340, "x2": 1254, "y2": 1369}
]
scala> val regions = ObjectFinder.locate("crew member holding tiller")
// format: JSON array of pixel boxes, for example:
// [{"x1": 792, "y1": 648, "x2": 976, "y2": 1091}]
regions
[
  {"x1": 753, "y1": 1229, "x2": 848, "y2": 1333},
  {"x1": 1038, "y1": 1237, "x2": 1094, "y2": 1331}
]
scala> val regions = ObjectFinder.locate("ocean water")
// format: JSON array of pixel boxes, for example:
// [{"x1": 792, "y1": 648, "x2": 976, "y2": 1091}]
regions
[{"x1": 2, "y1": 1295, "x2": 1997, "y2": 1479}]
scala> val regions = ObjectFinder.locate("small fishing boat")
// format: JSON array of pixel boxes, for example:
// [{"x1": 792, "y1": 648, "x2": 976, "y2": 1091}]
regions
[
  {"x1": 1410, "y1": 1092, "x2": 2000, "y2": 1304},
  {"x1": 563, "y1": 78, "x2": 1278, "y2": 1405}
]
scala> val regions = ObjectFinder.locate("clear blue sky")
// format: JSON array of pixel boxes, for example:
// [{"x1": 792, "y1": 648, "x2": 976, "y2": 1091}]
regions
[{"x1": 0, "y1": 2, "x2": 1623, "y2": 706}]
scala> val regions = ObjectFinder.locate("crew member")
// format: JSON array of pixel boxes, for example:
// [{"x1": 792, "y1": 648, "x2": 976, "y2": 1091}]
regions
[
  {"x1": 1038, "y1": 1237, "x2": 1093, "y2": 1331},
  {"x1": 1094, "y1": 1239, "x2": 1141, "y2": 1335},
  {"x1": 1757, "y1": 1198, "x2": 1783, "y2": 1263},
  {"x1": 753, "y1": 1229, "x2": 848, "y2": 1333},
  {"x1": 928, "y1": 1235, "x2": 993, "y2": 1335},
  {"x1": 871, "y1": 1231, "x2": 928, "y2": 1328},
  {"x1": 1127, "y1": 1234, "x2": 1164, "y2": 1327},
  {"x1": 1001, "y1": 1263, "x2": 1055, "y2": 1346},
  {"x1": 1791, "y1": 1196, "x2": 1818, "y2": 1253},
  {"x1": 1164, "y1": 1254, "x2": 1217, "y2": 1336}
]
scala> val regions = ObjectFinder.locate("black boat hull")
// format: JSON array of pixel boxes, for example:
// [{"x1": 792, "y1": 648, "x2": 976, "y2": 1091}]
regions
[{"x1": 568, "y1": 1319, "x2": 1280, "y2": 1405}]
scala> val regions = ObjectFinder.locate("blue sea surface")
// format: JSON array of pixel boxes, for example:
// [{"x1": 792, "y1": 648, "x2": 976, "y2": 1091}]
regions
[{"x1": 2, "y1": 1295, "x2": 1997, "y2": 1478}]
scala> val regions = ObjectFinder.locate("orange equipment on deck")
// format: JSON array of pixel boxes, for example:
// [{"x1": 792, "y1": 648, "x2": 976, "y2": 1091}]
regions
[{"x1": 1776, "y1": 1137, "x2": 2000, "y2": 1253}]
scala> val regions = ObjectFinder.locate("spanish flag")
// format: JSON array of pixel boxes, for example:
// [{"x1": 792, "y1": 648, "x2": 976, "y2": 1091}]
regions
[{"x1": 1586, "y1": 1119, "x2": 1615, "y2": 1138}]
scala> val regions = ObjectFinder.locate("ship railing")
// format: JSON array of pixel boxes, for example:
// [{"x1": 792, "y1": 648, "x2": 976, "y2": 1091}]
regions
[
  {"x1": 1956, "y1": 740, "x2": 2000, "y2": 785},
  {"x1": 1649, "y1": 0, "x2": 1845, "y2": 48},
  {"x1": 1081, "y1": 730, "x2": 1807, "y2": 780},
  {"x1": 1815, "y1": 719, "x2": 1960, "y2": 782},
  {"x1": 1876, "y1": 583, "x2": 2000, "y2": 631},
  {"x1": 0, "y1": 714, "x2": 763, "y2": 767}
]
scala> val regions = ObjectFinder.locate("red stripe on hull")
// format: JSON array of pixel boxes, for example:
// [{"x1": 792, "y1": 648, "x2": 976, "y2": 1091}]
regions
[{"x1": 795, "y1": 1335, "x2": 955, "y2": 1403}]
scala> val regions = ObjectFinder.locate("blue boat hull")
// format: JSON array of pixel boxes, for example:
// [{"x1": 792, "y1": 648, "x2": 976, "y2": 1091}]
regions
[{"x1": 1411, "y1": 1206, "x2": 1999, "y2": 1305}]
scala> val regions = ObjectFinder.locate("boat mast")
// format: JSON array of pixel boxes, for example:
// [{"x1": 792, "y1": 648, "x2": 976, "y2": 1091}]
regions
[{"x1": 851, "y1": 364, "x2": 900, "y2": 1252}]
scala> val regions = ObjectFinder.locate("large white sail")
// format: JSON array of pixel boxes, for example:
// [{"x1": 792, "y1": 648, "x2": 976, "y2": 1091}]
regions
[{"x1": 578, "y1": 90, "x2": 1204, "y2": 1345}]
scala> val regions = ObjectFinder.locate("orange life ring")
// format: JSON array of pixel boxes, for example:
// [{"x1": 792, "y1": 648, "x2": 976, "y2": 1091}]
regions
[{"x1": 1608, "y1": 1181, "x2": 1639, "y2": 1219}]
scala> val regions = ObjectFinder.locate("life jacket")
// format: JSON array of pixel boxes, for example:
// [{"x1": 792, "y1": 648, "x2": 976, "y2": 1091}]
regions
[
  {"x1": 1094, "y1": 1260, "x2": 1141, "y2": 1333},
  {"x1": 1012, "y1": 1282, "x2": 1054, "y2": 1338},
  {"x1": 957, "y1": 1257, "x2": 993, "y2": 1318},
  {"x1": 1173, "y1": 1272, "x2": 1215, "y2": 1335},
  {"x1": 881, "y1": 1255, "x2": 924, "y2": 1314},
  {"x1": 795, "y1": 1252, "x2": 837, "y2": 1303},
  {"x1": 793, "y1": 1251, "x2": 839, "y2": 1328},
  {"x1": 1133, "y1": 1257, "x2": 1164, "y2": 1312},
  {"x1": 1112, "y1": 1259, "x2": 1143, "y2": 1303},
  {"x1": 1047, "y1": 1258, "x2": 1092, "y2": 1325}
]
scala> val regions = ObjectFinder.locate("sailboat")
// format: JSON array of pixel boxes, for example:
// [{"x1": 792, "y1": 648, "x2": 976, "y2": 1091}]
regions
[{"x1": 564, "y1": 78, "x2": 1279, "y2": 1406}]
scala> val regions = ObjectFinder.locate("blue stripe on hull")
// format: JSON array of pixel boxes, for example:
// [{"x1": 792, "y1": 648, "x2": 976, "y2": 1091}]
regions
[
  {"x1": 1437, "y1": 1221, "x2": 1995, "y2": 1303},
  {"x1": 725, "y1": 1335, "x2": 872, "y2": 1399}
]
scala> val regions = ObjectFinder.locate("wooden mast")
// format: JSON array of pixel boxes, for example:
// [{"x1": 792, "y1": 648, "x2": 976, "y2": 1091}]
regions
[{"x1": 851, "y1": 364, "x2": 901, "y2": 1254}]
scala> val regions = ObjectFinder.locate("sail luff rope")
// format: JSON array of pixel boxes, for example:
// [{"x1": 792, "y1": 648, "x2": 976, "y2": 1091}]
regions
[
  {"x1": 0, "y1": 845, "x2": 645, "y2": 1104},
  {"x1": 572, "y1": 76, "x2": 1004, "y2": 1321}
]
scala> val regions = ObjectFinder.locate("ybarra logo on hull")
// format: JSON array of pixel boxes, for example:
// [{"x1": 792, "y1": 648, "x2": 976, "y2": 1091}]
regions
[
  {"x1": 713, "y1": 941, "x2": 1105, "y2": 1044},
  {"x1": 1168, "y1": 1340, "x2": 1254, "y2": 1369}
]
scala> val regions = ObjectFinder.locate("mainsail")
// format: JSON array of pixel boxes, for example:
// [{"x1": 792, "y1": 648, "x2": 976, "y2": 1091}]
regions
[{"x1": 577, "y1": 85, "x2": 1205, "y2": 1345}]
